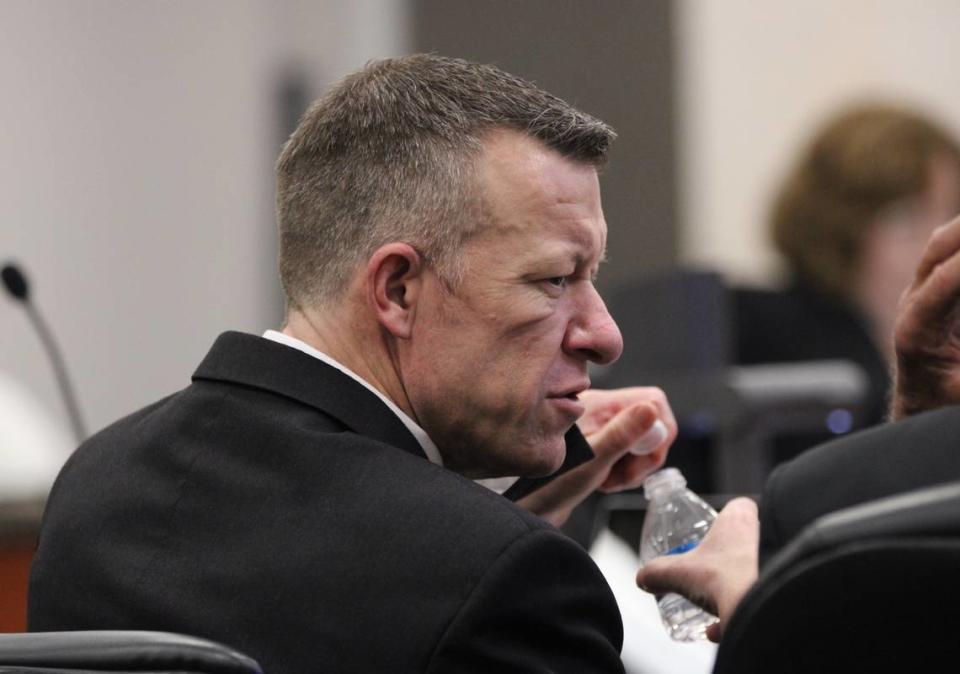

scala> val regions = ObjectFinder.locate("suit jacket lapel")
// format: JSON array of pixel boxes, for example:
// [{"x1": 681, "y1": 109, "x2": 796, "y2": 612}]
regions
[{"x1": 192, "y1": 331, "x2": 427, "y2": 461}]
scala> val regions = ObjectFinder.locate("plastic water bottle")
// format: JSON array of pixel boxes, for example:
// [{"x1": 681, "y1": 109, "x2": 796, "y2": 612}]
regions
[{"x1": 638, "y1": 467, "x2": 719, "y2": 641}]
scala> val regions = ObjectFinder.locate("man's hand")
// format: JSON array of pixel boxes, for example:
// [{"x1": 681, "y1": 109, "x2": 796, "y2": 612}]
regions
[
  {"x1": 577, "y1": 387, "x2": 676, "y2": 492},
  {"x1": 518, "y1": 387, "x2": 676, "y2": 526},
  {"x1": 892, "y1": 214, "x2": 960, "y2": 419},
  {"x1": 636, "y1": 498, "x2": 760, "y2": 643}
]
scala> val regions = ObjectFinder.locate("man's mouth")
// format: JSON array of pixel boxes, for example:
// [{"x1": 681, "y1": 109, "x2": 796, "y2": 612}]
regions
[
  {"x1": 549, "y1": 381, "x2": 590, "y2": 401},
  {"x1": 546, "y1": 383, "x2": 590, "y2": 419}
]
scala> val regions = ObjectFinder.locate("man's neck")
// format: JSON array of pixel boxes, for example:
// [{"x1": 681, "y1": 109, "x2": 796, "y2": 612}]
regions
[{"x1": 282, "y1": 307, "x2": 417, "y2": 421}]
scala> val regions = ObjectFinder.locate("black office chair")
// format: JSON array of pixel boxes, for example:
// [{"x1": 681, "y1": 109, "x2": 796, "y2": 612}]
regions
[
  {"x1": 713, "y1": 480, "x2": 960, "y2": 674},
  {"x1": 0, "y1": 630, "x2": 263, "y2": 673}
]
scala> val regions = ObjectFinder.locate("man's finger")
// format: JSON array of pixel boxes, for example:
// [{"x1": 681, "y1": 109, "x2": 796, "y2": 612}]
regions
[
  {"x1": 913, "y1": 215, "x2": 960, "y2": 282},
  {"x1": 915, "y1": 252, "x2": 960, "y2": 321},
  {"x1": 599, "y1": 450, "x2": 665, "y2": 492},
  {"x1": 585, "y1": 402, "x2": 657, "y2": 459},
  {"x1": 635, "y1": 556, "x2": 678, "y2": 596}
]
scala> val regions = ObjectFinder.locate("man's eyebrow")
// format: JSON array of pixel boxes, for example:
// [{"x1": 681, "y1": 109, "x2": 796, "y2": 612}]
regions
[
  {"x1": 569, "y1": 249, "x2": 607, "y2": 277},
  {"x1": 580, "y1": 248, "x2": 608, "y2": 267}
]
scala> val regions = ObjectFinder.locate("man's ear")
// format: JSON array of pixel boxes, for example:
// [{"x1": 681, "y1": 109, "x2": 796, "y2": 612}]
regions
[{"x1": 366, "y1": 243, "x2": 425, "y2": 339}]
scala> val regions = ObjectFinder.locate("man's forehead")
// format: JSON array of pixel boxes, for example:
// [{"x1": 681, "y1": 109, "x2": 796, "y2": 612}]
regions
[
  {"x1": 470, "y1": 131, "x2": 607, "y2": 265},
  {"x1": 479, "y1": 130, "x2": 599, "y2": 194},
  {"x1": 468, "y1": 206, "x2": 608, "y2": 273}
]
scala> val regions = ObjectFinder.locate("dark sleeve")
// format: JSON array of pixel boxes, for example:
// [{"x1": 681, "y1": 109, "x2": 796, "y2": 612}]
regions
[
  {"x1": 758, "y1": 405, "x2": 960, "y2": 565},
  {"x1": 426, "y1": 528, "x2": 624, "y2": 674},
  {"x1": 757, "y1": 431, "x2": 865, "y2": 565},
  {"x1": 502, "y1": 425, "x2": 595, "y2": 501}
]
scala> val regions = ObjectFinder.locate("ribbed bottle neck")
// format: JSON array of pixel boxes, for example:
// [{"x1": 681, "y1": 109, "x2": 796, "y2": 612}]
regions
[{"x1": 643, "y1": 467, "x2": 687, "y2": 500}]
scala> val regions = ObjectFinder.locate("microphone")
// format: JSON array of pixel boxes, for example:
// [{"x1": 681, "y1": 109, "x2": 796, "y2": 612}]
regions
[
  {"x1": 2, "y1": 262, "x2": 87, "y2": 444},
  {"x1": 2, "y1": 265, "x2": 28, "y2": 299}
]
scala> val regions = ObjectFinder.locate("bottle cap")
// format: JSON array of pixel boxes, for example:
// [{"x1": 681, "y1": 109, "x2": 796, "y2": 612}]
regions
[
  {"x1": 630, "y1": 419, "x2": 669, "y2": 455},
  {"x1": 642, "y1": 467, "x2": 686, "y2": 499}
]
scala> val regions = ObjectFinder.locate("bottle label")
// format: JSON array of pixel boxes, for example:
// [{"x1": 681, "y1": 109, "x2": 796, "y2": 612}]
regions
[{"x1": 666, "y1": 540, "x2": 699, "y2": 555}]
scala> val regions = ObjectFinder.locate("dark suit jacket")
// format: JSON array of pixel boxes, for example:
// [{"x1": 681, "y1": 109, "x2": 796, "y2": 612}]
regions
[
  {"x1": 28, "y1": 332, "x2": 624, "y2": 673},
  {"x1": 759, "y1": 404, "x2": 960, "y2": 563}
]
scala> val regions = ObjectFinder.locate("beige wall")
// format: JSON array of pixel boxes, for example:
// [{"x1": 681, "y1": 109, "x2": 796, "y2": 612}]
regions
[
  {"x1": 0, "y1": 0, "x2": 409, "y2": 444},
  {"x1": 676, "y1": 0, "x2": 960, "y2": 285}
]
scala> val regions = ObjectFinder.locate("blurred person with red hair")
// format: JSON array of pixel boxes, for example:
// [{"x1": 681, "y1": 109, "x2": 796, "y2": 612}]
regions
[{"x1": 735, "y1": 103, "x2": 960, "y2": 434}]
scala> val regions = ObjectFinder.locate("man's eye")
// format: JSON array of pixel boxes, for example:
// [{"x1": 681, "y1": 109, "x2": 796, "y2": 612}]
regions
[{"x1": 546, "y1": 276, "x2": 567, "y2": 288}]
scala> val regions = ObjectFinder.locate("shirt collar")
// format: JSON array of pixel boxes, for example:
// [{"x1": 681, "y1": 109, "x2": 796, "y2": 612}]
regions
[{"x1": 262, "y1": 330, "x2": 444, "y2": 467}]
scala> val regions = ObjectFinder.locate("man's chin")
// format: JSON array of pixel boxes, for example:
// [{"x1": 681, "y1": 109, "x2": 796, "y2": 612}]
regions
[
  {"x1": 512, "y1": 437, "x2": 567, "y2": 478},
  {"x1": 445, "y1": 429, "x2": 568, "y2": 479}
]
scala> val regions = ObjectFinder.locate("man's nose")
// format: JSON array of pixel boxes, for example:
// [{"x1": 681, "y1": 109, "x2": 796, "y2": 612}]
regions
[{"x1": 563, "y1": 285, "x2": 624, "y2": 365}]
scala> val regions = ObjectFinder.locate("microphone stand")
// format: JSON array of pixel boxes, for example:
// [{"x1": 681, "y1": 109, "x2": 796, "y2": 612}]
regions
[
  {"x1": 3, "y1": 263, "x2": 87, "y2": 444},
  {"x1": 21, "y1": 300, "x2": 87, "y2": 444}
]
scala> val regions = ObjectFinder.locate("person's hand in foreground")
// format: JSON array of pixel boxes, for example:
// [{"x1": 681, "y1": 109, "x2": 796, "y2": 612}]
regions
[
  {"x1": 636, "y1": 497, "x2": 760, "y2": 643},
  {"x1": 518, "y1": 387, "x2": 676, "y2": 526},
  {"x1": 893, "y1": 214, "x2": 960, "y2": 419}
]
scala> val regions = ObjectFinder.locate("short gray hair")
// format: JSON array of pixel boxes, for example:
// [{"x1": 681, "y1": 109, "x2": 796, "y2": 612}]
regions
[{"x1": 276, "y1": 53, "x2": 616, "y2": 308}]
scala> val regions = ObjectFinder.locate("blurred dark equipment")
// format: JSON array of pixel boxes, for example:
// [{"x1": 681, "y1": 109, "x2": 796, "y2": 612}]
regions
[
  {"x1": 0, "y1": 630, "x2": 263, "y2": 673},
  {"x1": 597, "y1": 269, "x2": 867, "y2": 494},
  {"x1": 733, "y1": 284, "x2": 890, "y2": 428},
  {"x1": 568, "y1": 269, "x2": 868, "y2": 550},
  {"x1": 713, "y1": 480, "x2": 960, "y2": 674},
  {"x1": 2, "y1": 262, "x2": 87, "y2": 443}
]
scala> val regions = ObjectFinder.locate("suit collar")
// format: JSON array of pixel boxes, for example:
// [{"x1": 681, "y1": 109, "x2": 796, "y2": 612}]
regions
[{"x1": 192, "y1": 331, "x2": 427, "y2": 461}]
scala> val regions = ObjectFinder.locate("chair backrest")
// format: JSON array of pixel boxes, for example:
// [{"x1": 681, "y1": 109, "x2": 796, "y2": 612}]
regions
[
  {"x1": 0, "y1": 630, "x2": 263, "y2": 674},
  {"x1": 713, "y1": 481, "x2": 960, "y2": 674}
]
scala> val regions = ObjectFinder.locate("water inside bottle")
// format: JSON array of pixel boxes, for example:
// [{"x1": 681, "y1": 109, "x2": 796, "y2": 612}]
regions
[{"x1": 657, "y1": 592, "x2": 718, "y2": 641}]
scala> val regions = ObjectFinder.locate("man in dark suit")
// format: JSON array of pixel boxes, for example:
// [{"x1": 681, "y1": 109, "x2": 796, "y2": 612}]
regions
[
  {"x1": 636, "y1": 211, "x2": 960, "y2": 641},
  {"x1": 758, "y1": 208, "x2": 960, "y2": 557},
  {"x1": 28, "y1": 55, "x2": 676, "y2": 673},
  {"x1": 758, "y1": 404, "x2": 960, "y2": 561}
]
